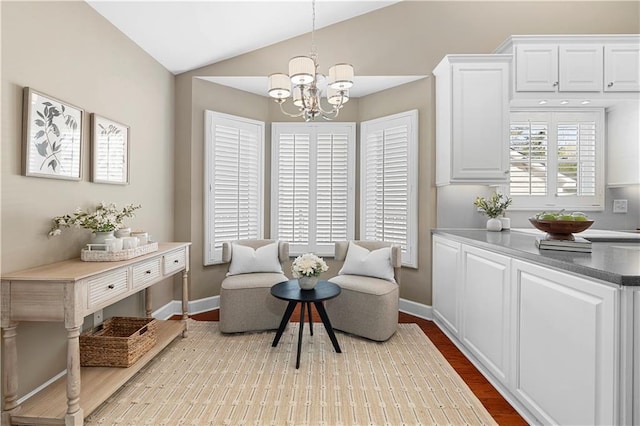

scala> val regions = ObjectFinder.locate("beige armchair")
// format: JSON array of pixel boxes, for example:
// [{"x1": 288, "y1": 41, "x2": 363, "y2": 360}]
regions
[
  {"x1": 326, "y1": 240, "x2": 401, "y2": 341},
  {"x1": 219, "y1": 239, "x2": 289, "y2": 333}
]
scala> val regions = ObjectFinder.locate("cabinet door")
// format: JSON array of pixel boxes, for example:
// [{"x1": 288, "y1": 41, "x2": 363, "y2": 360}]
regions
[
  {"x1": 451, "y1": 61, "x2": 510, "y2": 182},
  {"x1": 559, "y1": 44, "x2": 603, "y2": 91},
  {"x1": 432, "y1": 236, "x2": 461, "y2": 336},
  {"x1": 634, "y1": 290, "x2": 640, "y2": 424},
  {"x1": 516, "y1": 44, "x2": 558, "y2": 92},
  {"x1": 461, "y1": 245, "x2": 510, "y2": 383},
  {"x1": 604, "y1": 44, "x2": 640, "y2": 91},
  {"x1": 511, "y1": 260, "x2": 618, "y2": 426}
]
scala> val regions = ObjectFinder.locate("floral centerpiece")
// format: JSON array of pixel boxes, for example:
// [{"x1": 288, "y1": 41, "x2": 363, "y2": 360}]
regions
[
  {"x1": 473, "y1": 192, "x2": 512, "y2": 231},
  {"x1": 291, "y1": 253, "x2": 329, "y2": 290},
  {"x1": 48, "y1": 202, "x2": 141, "y2": 238},
  {"x1": 473, "y1": 192, "x2": 512, "y2": 218}
]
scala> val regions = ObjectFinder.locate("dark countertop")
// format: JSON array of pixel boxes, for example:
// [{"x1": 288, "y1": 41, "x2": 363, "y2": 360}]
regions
[{"x1": 432, "y1": 229, "x2": 640, "y2": 287}]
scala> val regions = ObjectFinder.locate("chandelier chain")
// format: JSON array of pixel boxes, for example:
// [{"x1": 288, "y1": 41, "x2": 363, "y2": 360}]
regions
[{"x1": 310, "y1": 0, "x2": 317, "y2": 60}]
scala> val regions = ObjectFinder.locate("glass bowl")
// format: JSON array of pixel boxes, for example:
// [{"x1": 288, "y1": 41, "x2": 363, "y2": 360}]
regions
[{"x1": 528, "y1": 218, "x2": 595, "y2": 241}]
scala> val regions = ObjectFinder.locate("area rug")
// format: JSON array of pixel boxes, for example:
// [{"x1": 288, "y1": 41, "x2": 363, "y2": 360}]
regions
[{"x1": 86, "y1": 320, "x2": 496, "y2": 425}]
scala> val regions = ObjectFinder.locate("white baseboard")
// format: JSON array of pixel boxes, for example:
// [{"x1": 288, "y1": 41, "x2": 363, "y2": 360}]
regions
[
  {"x1": 399, "y1": 298, "x2": 433, "y2": 320},
  {"x1": 152, "y1": 296, "x2": 220, "y2": 319},
  {"x1": 155, "y1": 296, "x2": 432, "y2": 322}
]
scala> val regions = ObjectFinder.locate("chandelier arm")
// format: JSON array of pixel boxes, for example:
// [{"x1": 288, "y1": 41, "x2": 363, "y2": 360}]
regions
[{"x1": 276, "y1": 100, "x2": 305, "y2": 118}]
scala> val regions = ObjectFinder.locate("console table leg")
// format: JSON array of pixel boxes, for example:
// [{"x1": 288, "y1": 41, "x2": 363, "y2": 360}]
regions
[
  {"x1": 65, "y1": 325, "x2": 83, "y2": 424},
  {"x1": 181, "y1": 269, "x2": 189, "y2": 337},
  {"x1": 2, "y1": 322, "x2": 19, "y2": 417},
  {"x1": 145, "y1": 287, "x2": 152, "y2": 318}
]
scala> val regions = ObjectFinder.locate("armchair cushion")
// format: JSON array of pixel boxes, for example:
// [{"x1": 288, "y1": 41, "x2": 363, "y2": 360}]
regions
[
  {"x1": 338, "y1": 241, "x2": 396, "y2": 283},
  {"x1": 227, "y1": 241, "x2": 283, "y2": 276}
]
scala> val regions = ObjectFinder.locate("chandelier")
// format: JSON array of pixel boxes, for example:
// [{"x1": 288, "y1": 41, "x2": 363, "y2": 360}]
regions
[{"x1": 267, "y1": 0, "x2": 354, "y2": 121}]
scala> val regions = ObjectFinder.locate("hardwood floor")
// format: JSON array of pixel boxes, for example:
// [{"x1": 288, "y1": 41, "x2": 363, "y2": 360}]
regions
[{"x1": 183, "y1": 307, "x2": 527, "y2": 425}]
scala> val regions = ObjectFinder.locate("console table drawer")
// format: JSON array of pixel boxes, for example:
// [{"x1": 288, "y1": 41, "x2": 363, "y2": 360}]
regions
[
  {"x1": 87, "y1": 269, "x2": 129, "y2": 308},
  {"x1": 163, "y1": 249, "x2": 186, "y2": 275},
  {"x1": 132, "y1": 258, "x2": 161, "y2": 288}
]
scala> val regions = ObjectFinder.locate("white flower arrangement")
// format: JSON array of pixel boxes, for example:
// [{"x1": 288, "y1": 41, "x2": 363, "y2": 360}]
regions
[
  {"x1": 291, "y1": 253, "x2": 329, "y2": 278},
  {"x1": 48, "y1": 202, "x2": 141, "y2": 237}
]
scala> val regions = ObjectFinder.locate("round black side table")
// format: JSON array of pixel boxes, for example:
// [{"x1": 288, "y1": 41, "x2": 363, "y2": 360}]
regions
[{"x1": 271, "y1": 279, "x2": 342, "y2": 369}]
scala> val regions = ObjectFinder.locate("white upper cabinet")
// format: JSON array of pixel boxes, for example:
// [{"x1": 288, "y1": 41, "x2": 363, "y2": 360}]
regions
[
  {"x1": 496, "y1": 35, "x2": 640, "y2": 102},
  {"x1": 516, "y1": 44, "x2": 603, "y2": 92},
  {"x1": 559, "y1": 44, "x2": 603, "y2": 91},
  {"x1": 433, "y1": 55, "x2": 511, "y2": 186},
  {"x1": 516, "y1": 44, "x2": 558, "y2": 92},
  {"x1": 604, "y1": 44, "x2": 640, "y2": 91}
]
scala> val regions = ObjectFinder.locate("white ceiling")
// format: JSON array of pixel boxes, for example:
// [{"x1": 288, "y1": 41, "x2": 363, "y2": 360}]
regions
[
  {"x1": 86, "y1": 0, "x2": 401, "y2": 75},
  {"x1": 86, "y1": 0, "x2": 426, "y2": 98}
]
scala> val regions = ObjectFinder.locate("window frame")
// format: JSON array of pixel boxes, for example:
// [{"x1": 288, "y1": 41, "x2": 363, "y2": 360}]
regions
[
  {"x1": 204, "y1": 110, "x2": 265, "y2": 265},
  {"x1": 508, "y1": 108, "x2": 605, "y2": 211},
  {"x1": 360, "y1": 110, "x2": 419, "y2": 268},
  {"x1": 271, "y1": 122, "x2": 356, "y2": 257}
]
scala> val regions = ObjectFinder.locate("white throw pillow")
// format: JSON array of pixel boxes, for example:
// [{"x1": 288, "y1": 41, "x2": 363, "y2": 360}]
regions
[
  {"x1": 227, "y1": 242, "x2": 283, "y2": 276},
  {"x1": 338, "y1": 242, "x2": 396, "y2": 283}
]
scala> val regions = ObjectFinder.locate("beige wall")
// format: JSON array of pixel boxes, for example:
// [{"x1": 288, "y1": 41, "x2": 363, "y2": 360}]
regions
[
  {"x1": 1, "y1": 1, "x2": 175, "y2": 397},
  {"x1": 175, "y1": 1, "x2": 639, "y2": 307}
]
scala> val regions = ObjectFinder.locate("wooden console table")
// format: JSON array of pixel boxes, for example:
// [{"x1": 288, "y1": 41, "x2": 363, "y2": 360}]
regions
[{"x1": 1, "y1": 242, "x2": 191, "y2": 425}]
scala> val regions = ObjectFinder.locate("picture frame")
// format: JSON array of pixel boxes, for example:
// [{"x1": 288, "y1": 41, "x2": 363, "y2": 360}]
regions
[
  {"x1": 22, "y1": 87, "x2": 83, "y2": 180},
  {"x1": 91, "y1": 113, "x2": 130, "y2": 185}
]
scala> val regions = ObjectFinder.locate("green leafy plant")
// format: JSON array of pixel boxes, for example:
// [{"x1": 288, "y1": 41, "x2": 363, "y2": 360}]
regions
[
  {"x1": 49, "y1": 202, "x2": 141, "y2": 236},
  {"x1": 473, "y1": 192, "x2": 512, "y2": 219}
]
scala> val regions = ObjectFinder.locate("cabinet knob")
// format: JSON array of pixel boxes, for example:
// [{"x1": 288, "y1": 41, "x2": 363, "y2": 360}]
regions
[
  {"x1": 107, "y1": 284, "x2": 115, "y2": 289},
  {"x1": 552, "y1": 81, "x2": 559, "y2": 87},
  {"x1": 174, "y1": 260, "x2": 179, "y2": 264},
  {"x1": 145, "y1": 270, "x2": 152, "y2": 274},
  {"x1": 608, "y1": 82, "x2": 614, "y2": 87}
]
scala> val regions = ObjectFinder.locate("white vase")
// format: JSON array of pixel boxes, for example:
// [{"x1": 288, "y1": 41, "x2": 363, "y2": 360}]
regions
[
  {"x1": 486, "y1": 218, "x2": 502, "y2": 232},
  {"x1": 499, "y1": 217, "x2": 511, "y2": 230},
  {"x1": 298, "y1": 276, "x2": 319, "y2": 290},
  {"x1": 92, "y1": 231, "x2": 115, "y2": 244}
]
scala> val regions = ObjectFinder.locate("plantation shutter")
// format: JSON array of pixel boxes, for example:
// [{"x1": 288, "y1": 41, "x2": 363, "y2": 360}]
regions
[
  {"x1": 509, "y1": 117, "x2": 548, "y2": 196},
  {"x1": 509, "y1": 110, "x2": 603, "y2": 210},
  {"x1": 204, "y1": 111, "x2": 264, "y2": 265},
  {"x1": 272, "y1": 123, "x2": 355, "y2": 256},
  {"x1": 360, "y1": 110, "x2": 418, "y2": 268}
]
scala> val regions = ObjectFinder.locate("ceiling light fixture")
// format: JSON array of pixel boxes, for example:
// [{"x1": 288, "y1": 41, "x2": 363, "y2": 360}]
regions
[
  {"x1": 538, "y1": 100, "x2": 548, "y2": 105},
  {"x1": 581, "y1": 100, "x2": 591, "y2": 105},
  {"x1": 560, "y1": 100, "x2": 570, "y2": 105},
  {"x1": 267, "y1": 0, "x2": 353, "y2": 121}
]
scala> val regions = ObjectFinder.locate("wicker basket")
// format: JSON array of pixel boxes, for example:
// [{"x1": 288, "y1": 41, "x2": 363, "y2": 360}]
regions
[
  {"x1": 81, "y1": 242, "x2": 158, "y2": 262},
  {"x1": 80, "y1": 317, "x2": 158, "y2": 367}
]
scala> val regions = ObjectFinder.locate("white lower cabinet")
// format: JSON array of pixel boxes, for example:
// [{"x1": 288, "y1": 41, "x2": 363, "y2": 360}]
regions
[
  {"x1": 635, "y1": 290, "x2": 640, "y2": 423},
  {"x1": 431, "y1": 235, "x2": 627, "y2": 425},
  {"x1": 461, "y1": 245, "x2": 511, "y2": 384},
  {"x1": 432, "y1": 236, "x2": 461, "y2": 336},
  {"x1": 511, "y1": 260, "x2": 618, "y2": 425}
]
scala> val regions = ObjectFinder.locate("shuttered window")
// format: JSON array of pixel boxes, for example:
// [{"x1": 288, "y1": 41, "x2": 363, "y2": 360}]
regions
[
  {"x1": 271, "y1": 123, "x2": 355, "y2": 256},
  {"x1": 360, "y1": 110, "x2": 418, "y2": 268},
  {"x1": 509, "y1": 110, "x2": 604, "y2": 210},
  {"x1": 204, "y1": 111, "x2": 264, "y2": 265}
]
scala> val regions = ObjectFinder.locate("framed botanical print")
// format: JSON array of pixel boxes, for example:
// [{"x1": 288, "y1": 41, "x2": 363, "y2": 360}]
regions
[
  {"x1": 22, "y1": 87, "x2": 83, "y2": 180},
  {"x1": 91, "y1": 114, "x2": 130, "y2": 185}
]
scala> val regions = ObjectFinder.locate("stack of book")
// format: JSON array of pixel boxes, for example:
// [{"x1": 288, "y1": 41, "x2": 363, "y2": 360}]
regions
[{"x1": 535, "y1": 236, "x2": 592, "y2": 253}]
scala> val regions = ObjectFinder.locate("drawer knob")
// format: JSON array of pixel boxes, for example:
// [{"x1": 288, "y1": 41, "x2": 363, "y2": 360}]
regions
[
  {"x1": 145, "y1": 270, "x2": 152, "y2": 274},
  {"x1": 174, "y1": 259, "x2": 179, "y2": 264},
  {"x1": 107, "y1": 284, "x2": 115, "y2": 289},
  {"x1": 608, "y1": 82, "x2": 614, "y2": 87}
]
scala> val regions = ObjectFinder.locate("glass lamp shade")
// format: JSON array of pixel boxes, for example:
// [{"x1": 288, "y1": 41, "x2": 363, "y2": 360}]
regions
[
  {"x1": 328, "y1": 63, "x2": 354, "y2": 90},
  {"x1": 289, "y1": 56, "x2": 315, "y2": 85},
  {"x1": 268, "y1": 73, "x2": 291, "y2": 99},
  {"x1": 327, "y1": 87, "x2": 349, "y2": 105}
]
